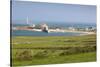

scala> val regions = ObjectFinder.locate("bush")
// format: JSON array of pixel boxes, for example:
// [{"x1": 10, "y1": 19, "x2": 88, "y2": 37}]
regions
[
  {"x1": 34, "y1": 51, "x2": 48, "y2": 58},
  {"x1": 83, "y1": 46, "x2": 96, "y2": 52},
  {"x1": 59, "y1": 46, "x2": 96, "y2": 56},
  {"x1": 59, "y1": 50, "x2": 71, "y2": 56},
  {"x1": 15, "y1": 50, "x2": 33, "y2": 61}
]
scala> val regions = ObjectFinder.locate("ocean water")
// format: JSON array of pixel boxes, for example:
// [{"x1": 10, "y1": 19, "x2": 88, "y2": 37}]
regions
[{"x1": 12, "y1": 30, "x2": 84, "y2": 36}]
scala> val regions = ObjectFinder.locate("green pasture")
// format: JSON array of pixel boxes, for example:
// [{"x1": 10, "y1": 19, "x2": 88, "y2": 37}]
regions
[{"x1": 11, "y1": 34, "x2": 96, "y2": 66}]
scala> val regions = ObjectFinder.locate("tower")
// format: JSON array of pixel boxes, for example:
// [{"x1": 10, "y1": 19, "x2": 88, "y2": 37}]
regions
[{"x1": 26, "y1": 16, "x2": 29, "y2": 25}]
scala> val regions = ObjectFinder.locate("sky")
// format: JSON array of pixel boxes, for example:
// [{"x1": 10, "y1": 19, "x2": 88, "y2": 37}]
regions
[{"x1": 12, "y1": 0, "x2": 96, "y2": 24}]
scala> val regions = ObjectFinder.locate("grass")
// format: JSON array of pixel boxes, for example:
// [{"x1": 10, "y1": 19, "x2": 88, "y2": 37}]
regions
[
  {"x1": 11, "y1": 34, "x2": 96, "y2": 66},
  {"x1": 12, "y1": 52, "x2": 96, "y2": 66},
  {"x1": 12, "y1": 35, "x2": 96, "y2": 48}
]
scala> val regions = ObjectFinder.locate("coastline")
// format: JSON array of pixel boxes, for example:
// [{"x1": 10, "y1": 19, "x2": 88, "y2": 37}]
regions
[
  {"x1": 12, "y1": 26, "x2": 96, "y2": 36},
  {"x1": 48, "y1": 29, "x2": 96, "y2": 36},
  {"x1": 64, "y1": 30, "x2": 96, "y2": 36}
]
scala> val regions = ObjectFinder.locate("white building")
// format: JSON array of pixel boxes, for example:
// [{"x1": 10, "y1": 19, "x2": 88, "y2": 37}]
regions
[
  {"x1": 41, "y1": 23, "x2": 49, "y2": 32},
  {"x1": 32, "y1": 24, "x2": 35, "y2": 27},
  {"x1": 68, "y1": 27, "x2": 75, "y2": 31}
]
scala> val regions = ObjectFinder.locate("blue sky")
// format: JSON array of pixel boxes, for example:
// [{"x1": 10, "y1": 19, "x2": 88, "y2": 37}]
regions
[{"x1": 12, "y1": 1, "x2": 96, "y2": 24}]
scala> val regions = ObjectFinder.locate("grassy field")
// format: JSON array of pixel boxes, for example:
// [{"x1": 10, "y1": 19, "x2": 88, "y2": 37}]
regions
[{"x1": 11, "y1": 34, "x2": 96, "y2": 66}]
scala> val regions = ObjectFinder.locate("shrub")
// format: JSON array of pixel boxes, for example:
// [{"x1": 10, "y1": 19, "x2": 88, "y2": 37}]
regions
[
  {"x1": 15, "y1": 50, "x2": 33, "y2": 61},
  {"x1": 59, "y1": 50, "x2": 71, "y2": 56},
  {"x1": 59, "y1": 46, "x2": 96, "y2": 56},
  {"x1": 34, "y1": 51, "x2": 48, "y2": 58}
]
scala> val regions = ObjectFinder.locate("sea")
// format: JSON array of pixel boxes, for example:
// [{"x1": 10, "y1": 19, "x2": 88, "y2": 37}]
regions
[{"x1": 12, "y1": 23, "x2": 96, "y2": 36}]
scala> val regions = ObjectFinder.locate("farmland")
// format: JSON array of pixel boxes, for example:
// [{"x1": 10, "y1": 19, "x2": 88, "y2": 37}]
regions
[{"x1": 11, "y1": 34, "x2": 96, "y2": 66}]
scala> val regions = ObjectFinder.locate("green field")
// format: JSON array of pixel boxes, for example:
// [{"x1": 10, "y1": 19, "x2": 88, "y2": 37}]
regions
[{"x1": 11, "y1": 34, "x2": 96, "y2": 66}]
